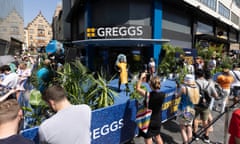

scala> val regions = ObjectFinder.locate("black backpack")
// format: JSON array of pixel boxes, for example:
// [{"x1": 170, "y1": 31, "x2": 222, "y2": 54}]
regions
[
  {"x1": 196, "y1": 82, "x2": 211, "y2": 108},
  {"x1": 215, "y1": 83, "x2": 224, "y2": 98}
]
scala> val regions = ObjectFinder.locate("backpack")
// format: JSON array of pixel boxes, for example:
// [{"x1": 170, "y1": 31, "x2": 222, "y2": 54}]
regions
[
  {"x1": 196, "y1": 82, "x2": 211, "y2": 108},
  {"x1": 215, "y1": 83, "x2": 224, "y2": 98}
]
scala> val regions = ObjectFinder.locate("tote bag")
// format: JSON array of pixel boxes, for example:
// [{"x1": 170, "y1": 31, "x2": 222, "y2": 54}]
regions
[{"x1": 136, "y1": 93, "x2": 152, "y2": 134}]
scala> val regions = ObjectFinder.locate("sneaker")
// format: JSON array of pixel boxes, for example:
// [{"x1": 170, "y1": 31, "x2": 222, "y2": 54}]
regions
[
  {"x1": 193, "y1": 132, "x2": 199, "y2": 141},
  {"x1": 203, "y1": 134, "x2": 210, "y2": 143}
]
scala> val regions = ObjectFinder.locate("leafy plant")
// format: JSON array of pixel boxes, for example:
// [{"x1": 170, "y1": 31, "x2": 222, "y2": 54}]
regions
[
  {"x1": 56, "y1": 60, "x2": 93, "y2": 104},
  {"x1": 158, "y1": 44, "x2": 184, "y2": 77},
  {"x1": 23, "y1": 89, "x2": 50, "y2": 127},
  {"x1": 129, "y1": 82, "x2": 147, "y2": 101},
  {"x1": 85, "y1": 71, "x2": 118, "y2": 109},
  {"x1": 55, "y1": 61, "x2": 118, "y2": 109}
]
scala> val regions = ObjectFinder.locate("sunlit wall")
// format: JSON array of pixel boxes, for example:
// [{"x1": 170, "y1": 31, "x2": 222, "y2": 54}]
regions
[{"x1": 0, "y1": 0, "x2": 24, "y2": 42}]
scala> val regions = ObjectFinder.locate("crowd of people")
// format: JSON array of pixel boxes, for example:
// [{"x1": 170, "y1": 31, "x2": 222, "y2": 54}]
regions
[
  {"x1": 134, "y1": 55, "x2": 240, "y2": 144},
  {"x1": 0, "y1": 53, "x2": 92, "y2": 144},
  {"x1": 0, "y1": 53, "x2": 35, "y2": 143}
]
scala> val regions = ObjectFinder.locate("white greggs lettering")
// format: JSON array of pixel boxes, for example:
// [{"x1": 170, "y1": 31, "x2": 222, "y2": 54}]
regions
[
  {"x1": 87, "y1": 26, "x2": 143, "y2": 38},
  {"x1": 91, "y1": 119, "x2": 124, "y2": 140}
]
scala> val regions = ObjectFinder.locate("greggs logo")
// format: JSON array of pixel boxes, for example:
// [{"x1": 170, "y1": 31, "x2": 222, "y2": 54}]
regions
[{"x1": 86, "y1": 26, "x2": 143, "y2": 38}]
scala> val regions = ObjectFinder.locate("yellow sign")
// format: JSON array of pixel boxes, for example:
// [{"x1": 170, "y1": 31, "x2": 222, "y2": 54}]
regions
[{"x1": 184, "y1": 56, "x2": 194, "y2": 64}]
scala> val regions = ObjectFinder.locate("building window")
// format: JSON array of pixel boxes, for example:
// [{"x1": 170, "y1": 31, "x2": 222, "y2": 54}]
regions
[
  {"x1": 218, "y1": 2, "x2": 230, "y2": 19},
  {"x1": 198, "y1": 0, "x2": 217, "y2": 11},
  {"x1": 10, "y1": 26, "x2": 19, "y2": 34},
  {"x1": 235, "y1": 0, "x2": 240, "y2": 8},
  {"x1": 38, "y1": 29, "x2": 45, "y2": 35},
  {"x1": 29, "y1": 29, "x2": 34, "y2": 34},
  {"x1": 196, "y1": 22, "x2": 213, "y2": 35},
  {"x1": 231, "y1": 12, "x2": 239, "y2": 26},
  {"x1": 38, "y1": 24, "x2": 44, "y2": 29}
]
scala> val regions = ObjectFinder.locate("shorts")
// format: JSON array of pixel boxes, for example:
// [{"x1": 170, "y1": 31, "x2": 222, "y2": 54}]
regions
[
  {"x1": 194, "y1": 106, "x2": 210, "y2": 121},
  {"x1": 232, "y1": 86, "x2": 240, "y2": 97},
  {"x1": 177, "y1": 107, "x2": 195, "y2": 126}
]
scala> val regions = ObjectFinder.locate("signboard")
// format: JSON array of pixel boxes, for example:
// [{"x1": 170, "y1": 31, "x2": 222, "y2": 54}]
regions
[
  {"x1": 91, "y1": 100, "x2": 137, "y2": 144},
  {"x1": 86, "y1": 25, "x2": 152, "y2": 39},
  {"x1": 161, "y1": 91, "x2": 180, "y2": 122}
]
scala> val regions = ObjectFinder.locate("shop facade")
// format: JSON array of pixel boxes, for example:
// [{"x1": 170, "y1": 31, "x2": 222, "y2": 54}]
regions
[{"x1": 65, "y1": 0, "x2": 240, "y2": 73}]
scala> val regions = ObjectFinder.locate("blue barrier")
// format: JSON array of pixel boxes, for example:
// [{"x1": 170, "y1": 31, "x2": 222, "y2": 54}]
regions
[
  {"x1": 21, "y1": 100, "x2": 138, "y2": 144},
  {"x1": 21, "y1": 79, "x2": 179, "y2": 144}
]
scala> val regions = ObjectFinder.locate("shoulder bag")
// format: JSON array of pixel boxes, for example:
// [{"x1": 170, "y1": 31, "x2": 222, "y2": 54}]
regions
[
  {"x1": 136, "y1": 92, "x2": 152, "y2": 134},
  {"x1": 232, "y1": 71, "x2": 240, "y2": 81}
]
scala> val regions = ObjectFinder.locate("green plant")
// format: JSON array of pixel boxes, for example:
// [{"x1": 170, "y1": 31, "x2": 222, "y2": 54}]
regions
[
  {"x1": 85, "y1": 71, "x2": 118, "y2": 109},
  {"x1": 55, "y1": 60, "x2": 93, "y2": 104},
  {"x1": 56, "y1": 61, "x2": 118, "y2": 109},
  {"x1": 23, "y1": 89, "x2": 49, "y2": 127},
  {"x1": 129, "y1": 82, "x2": 147, "y2": 101},
  {"x1": 158, "y1": 44, "x2": 184, "y2": 77}
]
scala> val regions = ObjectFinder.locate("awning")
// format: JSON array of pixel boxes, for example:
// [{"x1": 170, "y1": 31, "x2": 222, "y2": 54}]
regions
[{"x1": 71, "y1": 38, "x2": 170, "y2": 46}]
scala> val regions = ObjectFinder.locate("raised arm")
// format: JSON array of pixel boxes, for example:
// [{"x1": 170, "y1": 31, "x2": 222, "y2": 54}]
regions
[
  {"x1": 136, "y1": 72, "x2": 147, "y2": 97},
  {"x1": 0, "y1": 89, "x2": 17, "y2": 102}
]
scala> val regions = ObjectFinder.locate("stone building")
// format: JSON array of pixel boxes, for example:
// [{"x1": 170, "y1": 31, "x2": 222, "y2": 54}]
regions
[
  {"x1": 0, "y1": 0, "x2": 24, "y2": 55},
  {"x1": 25, "y1": 11, "x2": 52, "y2": 49}
]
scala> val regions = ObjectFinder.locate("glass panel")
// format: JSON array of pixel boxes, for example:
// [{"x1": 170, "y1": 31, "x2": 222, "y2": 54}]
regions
[
  {"x1": 231, "y1": 12, "x2": 239, "y2": 26},
  {"x1": 218, "y1": 2, "x2": 230, "y2": 19},
  {"x1": 198, "y1": 0, "x2": 217, "y2": 11}
]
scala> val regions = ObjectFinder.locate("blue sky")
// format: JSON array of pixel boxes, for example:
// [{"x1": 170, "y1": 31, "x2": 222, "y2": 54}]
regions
[{"x1": 23, "y1": 0, "x2": 61, "y2": 27}]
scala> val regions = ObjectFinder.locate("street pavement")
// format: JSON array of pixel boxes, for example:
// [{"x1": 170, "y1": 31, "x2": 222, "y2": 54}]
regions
[{"x1": 131, "y1": 99, "x2": 238, "y2": 144}]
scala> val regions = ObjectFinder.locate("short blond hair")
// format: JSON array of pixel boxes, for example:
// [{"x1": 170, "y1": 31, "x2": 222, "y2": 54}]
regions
[{"x1": 0, "y1": 99, "x2": 20, "y2": 124}]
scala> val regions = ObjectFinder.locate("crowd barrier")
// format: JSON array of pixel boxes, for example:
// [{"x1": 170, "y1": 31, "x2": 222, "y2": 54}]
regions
[{"x1": 21, "y1": 79, "x2": 179, "y2": 144}]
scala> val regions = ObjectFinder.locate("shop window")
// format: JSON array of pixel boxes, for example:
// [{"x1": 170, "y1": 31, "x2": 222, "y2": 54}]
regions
[{"x1": 218, "y1": 2, "x2": 230, "y2": 19}]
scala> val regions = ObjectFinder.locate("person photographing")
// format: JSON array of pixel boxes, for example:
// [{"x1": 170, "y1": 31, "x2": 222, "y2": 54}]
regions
[{"x1": 136, "y1": 72, "x2": 165, "y2": 144}]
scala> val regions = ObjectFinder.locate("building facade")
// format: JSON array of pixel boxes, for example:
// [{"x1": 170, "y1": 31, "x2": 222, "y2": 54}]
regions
[
  {"x1": 52, "y1": 3, "x2": 64, "y2": 41},
  {"x1": 25, "y1": 12, "x2": 52, "y2": 49},
  {"x1": 0, "y1": 0, "x2": 24, "y2": 55},
  {"x1": 63, "y1": 0, "x2": 240, "y2": 73}
]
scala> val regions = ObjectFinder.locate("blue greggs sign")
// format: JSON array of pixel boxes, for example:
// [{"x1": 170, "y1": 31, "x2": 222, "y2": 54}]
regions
[
  {"x1": 21, "y1": 100, "x2": 138, "y2": 144},
  {"x1": 22, "y1": 80, "x2": 179, "y2": 143},
  {"x1": 90, "y1": 100, "x2": 137, "y2": 144}
]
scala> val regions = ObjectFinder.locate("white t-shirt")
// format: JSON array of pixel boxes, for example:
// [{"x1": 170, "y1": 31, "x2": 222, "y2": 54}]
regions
[
  {"x1": 38, "y1": 104, "x2": 92, "y2": 144},
  {"x1": 0, "y1": 72, "x2": 18, "y2": 88},
  {"x1": 230, "y1": 70, "x2": 240, "y2": 87}
]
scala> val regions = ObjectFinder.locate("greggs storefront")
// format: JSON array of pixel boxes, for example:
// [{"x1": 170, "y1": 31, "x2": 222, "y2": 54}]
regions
[{"x1": 66, "y1": 0, "x2": 167, "y2": 74}]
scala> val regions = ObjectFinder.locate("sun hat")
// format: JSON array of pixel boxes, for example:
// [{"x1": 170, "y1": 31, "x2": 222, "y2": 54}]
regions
[{"x1": 184, "y1": 74, "x2": 195, "y2": 85}]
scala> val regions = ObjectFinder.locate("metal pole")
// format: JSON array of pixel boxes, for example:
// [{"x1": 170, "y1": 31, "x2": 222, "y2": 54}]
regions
[{"x1": 223, "y1": 106, "x2": 229, "y2": 144}]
